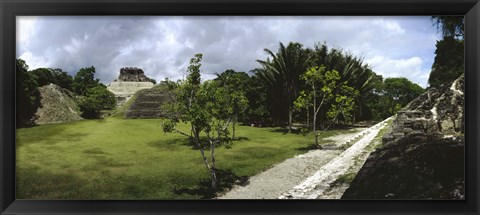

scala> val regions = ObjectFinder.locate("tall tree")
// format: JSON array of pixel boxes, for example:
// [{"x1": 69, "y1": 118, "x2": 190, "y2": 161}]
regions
[
  {"x1": 244, "y1": 70, "x2": 270, "y2": 126},
  {"x1": 73, "y1": 66, "x2": 100, "y2": 96},
  {"x1": 432, "y1": 16, "x2": 464, "y2": 38},
  {"x1": 428, "y1": 37, "x2": 464, "y2": 88},
  {"x1": 16, "y1": 59, "x2": 40, "y2": 127},
  {"x1": 30, "y1": 68, "x2": 74, "y2": 91},
  {"x1": 429, "y1": 16, "x2": 464, "y2": 88},
  {"x1": 383, "y1": 77, "x2": 424, "y2": 107},
  {"x1": 214, "y1": 70, "x2": 249, "y2": 139},
  {"x1": 256, "y1": 42, "x2": 311, "y2": 133}
]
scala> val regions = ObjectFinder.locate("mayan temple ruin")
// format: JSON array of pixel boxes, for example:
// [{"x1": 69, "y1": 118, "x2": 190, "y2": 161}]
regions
[{"x1": 107, "y1": 67, "x2": 155, "y2": 107}]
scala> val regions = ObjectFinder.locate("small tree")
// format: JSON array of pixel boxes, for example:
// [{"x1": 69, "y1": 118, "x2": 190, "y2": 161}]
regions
[
  {"x1": 295, "y1": 66, "x2": 358, "y2": 146},
  {"x1": 324, "y1": 84, "x2": 358, "y2": 129},
  {"x1": 162, "y1": 54, "x2": 236, "y2": 190}
]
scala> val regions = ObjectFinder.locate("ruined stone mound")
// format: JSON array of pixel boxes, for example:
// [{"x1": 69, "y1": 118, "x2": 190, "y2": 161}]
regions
[
  {"x1": 34, "y1": 84, "x2": 83, "y2": 124},
  {"x1": 342, "y1": 74, "x2": 464, "y2": 200},
  {"x1": 124, "y1": 85, "x2": 173, "y2": 119},
  {"x1": 107, "y1": 67, "x2": 155, "y2": 107}
]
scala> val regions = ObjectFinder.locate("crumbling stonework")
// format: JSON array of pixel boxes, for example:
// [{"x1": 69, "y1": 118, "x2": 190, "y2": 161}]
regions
[
  {"x1": 116, "y1": 67, "x2": 151, "y2": 82},
  {"x1": 382, "y1": 74, "x2": 464, "y2": 143},
  {"x1": 107, "y1": 67, "x2": 155, "y2": 107}
]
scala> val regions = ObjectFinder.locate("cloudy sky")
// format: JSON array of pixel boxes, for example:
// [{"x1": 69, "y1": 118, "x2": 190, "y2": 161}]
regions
[{"x1": 16, "y1": 16, "x2": 441, "y2": 87}]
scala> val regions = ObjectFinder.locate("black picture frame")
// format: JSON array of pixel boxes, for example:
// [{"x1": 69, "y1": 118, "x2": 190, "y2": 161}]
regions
[{"x1": 1, "y1": 0, "x2": 479, "y2": 214}]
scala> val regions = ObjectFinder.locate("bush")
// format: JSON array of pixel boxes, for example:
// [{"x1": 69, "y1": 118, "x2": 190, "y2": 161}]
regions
[{"x1": 79, "y1": 85, "x2": 116, "y2": 118}]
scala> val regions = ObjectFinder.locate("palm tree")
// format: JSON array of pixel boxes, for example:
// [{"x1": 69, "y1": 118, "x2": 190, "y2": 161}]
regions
[{"x1": 256, "y1": 42, "x2": 311, "y2": 133}]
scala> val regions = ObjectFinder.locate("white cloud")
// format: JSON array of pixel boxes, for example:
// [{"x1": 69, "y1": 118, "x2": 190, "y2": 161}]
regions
[
  {"x1": 18, "y1": 51, "x2": 51, "y2": 70},
  {"x1": 16, "y1": 16, "x2": 38, "y2": 54},
  {"x1": 366, "y1": 56, "x2": 429, "y2": 87},
  {"x1": 16, "y1": 16, "x2": 439, "y2": 87},
  {"x1": 373, "y1": 19, "x2": 406, "y2": 35}
]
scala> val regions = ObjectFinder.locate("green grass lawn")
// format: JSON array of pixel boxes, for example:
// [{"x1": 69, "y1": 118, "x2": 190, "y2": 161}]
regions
[{"x1": 16, "y1": 117, "x2": 347, "y2": 199}]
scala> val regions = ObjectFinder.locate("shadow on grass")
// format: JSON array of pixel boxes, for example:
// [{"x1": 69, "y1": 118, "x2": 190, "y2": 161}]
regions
[
  {"x1": 148, "y1": 138, "x2": 192, "y2": 150},
  {"x1": 16, "y1": 165, "x2": 91, "y2": 199},
  {"x1": 269, "y1": 128, "x2": 303, "y2": 135},
  {"x1": 83, "y1": 147, "x2": 110, "y2": 155},
  {"x1": 296, "y1": 144, "x2": 321, "y2": 151},
  {"x1": 173, "y1": 169, "x2": 248, "y2": 199},
  {"x1": 56, "y1": 132, "x2": 90, "y2": 143},
  {"x1": 90, "y1": 155, "x2": 133, "y2": 167},
  {"x1": 295, "y1": 140, "x2": 339, "y2": 151},
  {"x1": 16, "y1": 125, "x2": 66, "y2": 146},
  {"x1": 233, "y1": 136, "x2": 249, "y2": 141},
  {"x1": 149, "y1": 136, "x2": 248, "y2": 151}
]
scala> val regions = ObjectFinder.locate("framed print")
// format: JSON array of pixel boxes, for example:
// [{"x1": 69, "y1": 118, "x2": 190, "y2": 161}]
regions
[{"x1": 1, "y1": 0, "x2": 479, "y2": 214}]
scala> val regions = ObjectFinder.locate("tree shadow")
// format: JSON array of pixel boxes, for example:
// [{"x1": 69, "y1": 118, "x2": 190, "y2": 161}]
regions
[
  {"x1": 269, "y1": 128, "x2": 303, "y2": 135},
  {"x1": 147, "y1": 138, "x2": 192, "y2": 149},
  {"x1": 149, "y1": 136, "x2": 248, "y2": 151},
  {"x1": 296, "y1": 144, "x2": 320, "y2": 151},
  {"x1": 56, "y1": 132, "x2": 90, "y2": 143},
  {"x1": 232, "y1": 136, "x2": 249, "y2": 141},
  {"x1": 172, "y1": 169, "x2": 249, "y2": 199}
]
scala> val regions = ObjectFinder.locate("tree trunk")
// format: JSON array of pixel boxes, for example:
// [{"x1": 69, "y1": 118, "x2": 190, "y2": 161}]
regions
[
  {"x1": 313, "y1": 113, "x2": 318, "y2": 145},
  {"x1": 210, "y1": 139, "x2": 217, "y2": 190},
  {"x1": 313, "y1": 96, "x2": 318, "y2": 146},
  {"x1": 211, "y1": 169, "x2": 217, "y2": 190},
  {"x1": 194, "y1": 128, "x2": 217, "y2": 190},
  {"x1": 233, "y1": 113, "x2": 237, "y2": 139},
  {"x1": 320, "y1": 112, "x2": 324, "y2": 130},
  {"x1": 288, "y1": 108, "x2": 293, "y2": 133},
  {"x1": 306, "y1": 106, "x2": 310, "y2": 127},
  {"x1": 352, "y1": 112, "x2": 356, "y2": 126}
]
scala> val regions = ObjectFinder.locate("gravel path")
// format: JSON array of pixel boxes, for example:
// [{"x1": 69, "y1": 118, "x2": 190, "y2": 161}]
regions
[
  {"x1": 218, "y1": 118, "x2": 392, "y2": 199},
  {"x1": 279, "y1": 117, "x2": 392, "y2": 199},
  {"x1": 217, "y1": 127, "x2": 366, "y2": 199}
]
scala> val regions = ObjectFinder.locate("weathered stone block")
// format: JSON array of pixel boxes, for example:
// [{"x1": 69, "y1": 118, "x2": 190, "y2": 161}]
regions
[
  {"x1": 392, "y1": 133, "x2": 405, "y2": 138},
  {"x1": 412, "y1": 122, "x2": 423, "y2": 130},
  {"x1": 403, "y1": 128, "x2": 413, "y2": 134}
]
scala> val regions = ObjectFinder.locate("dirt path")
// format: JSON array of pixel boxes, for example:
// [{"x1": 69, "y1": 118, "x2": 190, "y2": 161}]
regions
[{"x1": 217, "y1": 119, "x2": 391, "y2": 199}]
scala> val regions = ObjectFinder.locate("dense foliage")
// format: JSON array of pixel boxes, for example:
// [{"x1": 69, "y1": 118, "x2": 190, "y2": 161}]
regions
[
  {"x1": 73, "y1": 66, "x2": 101, "y2": 96},
  {"x1": 428, "y1": 36, "x2": 464, "y2": 88},
  {"x1": 16, "y1": 59, "x2": 40, "y2": 127},
  {"x1": 78, "y1": 85, "x2": 116, "y2": 118},
  {"x1": 428, "y1": 16, "x2": 464, "y2": 88},
  {"x1": 256, "y1": 42, "x2": 311, "y2": 133},
  {"x1": 367, "y1": 77, "x2": 425, "y2": 120},
  {"x1": 253, "y1": 42, "x2": 423, "y2": 130}
]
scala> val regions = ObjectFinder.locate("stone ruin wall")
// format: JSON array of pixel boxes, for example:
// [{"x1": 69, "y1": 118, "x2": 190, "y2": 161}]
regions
[
  {"x1": 107, "y1": 67, "x2": 155, "y2": 107},
  {"x1": 116, "y1": 67, "x2": 151, "y2": 82}
]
